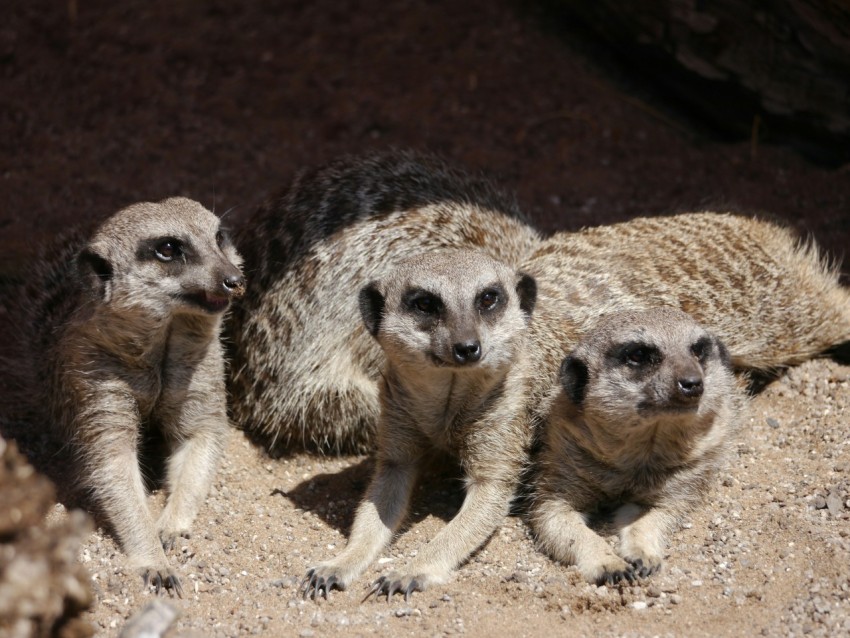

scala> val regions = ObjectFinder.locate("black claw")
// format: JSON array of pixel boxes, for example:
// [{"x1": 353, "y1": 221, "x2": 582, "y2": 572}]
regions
[
  {"x1": 169, "y1": 575, "x2": 184, "y2": 598},
  {"x1": 625, "y1": 557, "x2": 657, "y2": 579},
  {"x1": 363, "y1": 578, "x2": 385, "y2": 603},
  {"x1": 300, "y1": 570, "x2": 313, "y2": 593},
  {"x1": 600, "y1": 567, "x2": 637, "y2": 586},
  {"x1": 302, "y1": 570, "x2": 345, "y2": 601},
  {"x1": 404, "y1": 579, "x2": 421, "y2": 602},
  {"x1": 141, "y1": 569, "x2": 182, "y2": 597},
  {"x1": 301, "y1": 570, "x2": 317, "y2": 600}
]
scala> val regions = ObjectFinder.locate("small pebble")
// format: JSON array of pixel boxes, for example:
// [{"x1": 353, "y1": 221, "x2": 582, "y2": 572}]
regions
[{"x1": 826, "y1": 492, "x2": 844, "y2": 516}]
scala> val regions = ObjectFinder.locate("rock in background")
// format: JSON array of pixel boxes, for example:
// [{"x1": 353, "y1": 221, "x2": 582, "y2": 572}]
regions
[
  {"x1": 553, "y1": 0, "x2": 850, "y2": 165},
  {"x1": 0, "y1": 435, "x2": 94, "y2": 638}
]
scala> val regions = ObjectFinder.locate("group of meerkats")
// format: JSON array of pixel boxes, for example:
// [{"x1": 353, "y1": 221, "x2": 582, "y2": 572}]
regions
[{"x1": 18, "y1": 150, "x2": 850, "y2": 601}]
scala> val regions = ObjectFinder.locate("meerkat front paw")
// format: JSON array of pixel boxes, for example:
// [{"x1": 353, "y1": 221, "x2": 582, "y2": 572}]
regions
[
  {"x1": 364, "y1": 568, "x2": 444, "y2": 601},
  {"x1": 139, "y1": 564, "x2": 183, "y2": 597},
  {"x1": 619, "y1": 546, "x2": 664, "y2": 578},
  {"x1": 577, "y1": 551, "x2": 637, "y2": 586},
  {"x1": 159, "y1": 528, "x2": 191, "y2": 552},
  {"x1": 301, "y1": 563, "x2": 358, "y2": 600},
  {"x1": 618, "y1": 524, "x2": 665, "y2": 578}
]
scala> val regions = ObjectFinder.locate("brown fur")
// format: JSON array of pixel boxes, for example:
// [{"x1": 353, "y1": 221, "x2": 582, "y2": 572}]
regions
[
  {"x1": 301, "y1": 250, "x2": 537, "y2": 600},
  {"x1": 22, "y1": 197, "x2": 244, "y2": 595}
]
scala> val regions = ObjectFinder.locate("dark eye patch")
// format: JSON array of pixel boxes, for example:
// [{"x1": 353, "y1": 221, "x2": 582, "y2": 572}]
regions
[
  {"x1": 612, "y1": 341, "x2": 661, "y2": 368},
  {"x1": 137, "y1": 236, "x2": 191, "y2": 264},
  {"x1": 403, "y1": 288, "x2": 443, "y2": 316},
  {"x1": 155, "y1": 239, "x2": 183, "y2": 262},
  {"x1": 691, "y1": 336, "x2": 712, "y2": 363}
]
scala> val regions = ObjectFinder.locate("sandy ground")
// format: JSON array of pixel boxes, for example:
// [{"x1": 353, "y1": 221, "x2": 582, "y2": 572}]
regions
[
  {"x1": 2, "y1": 0, "x2": 850, "y2": 636},
  {"x1": 40, "y1": 358, "x2": 847, "y2": 637}
]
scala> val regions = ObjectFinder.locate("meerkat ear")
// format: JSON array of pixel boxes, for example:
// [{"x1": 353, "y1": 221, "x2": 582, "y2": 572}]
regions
[
  {"x1": 713, "y1": 335, "x2": 732, "y2": 369},
  {"x1": 828, "y1": 340, "x2": 850, "y2": 365},
  {"x1": 359, "y1": 281, "x2": 385, "y2": 337},
  {"x1": 77, "y1": 247, "x2": 114, "y2": 302},
  {"x1": 515, "y1": 272, "x2": 537, "y2": 317},
  {"x1": 560, "y1": 355, "x2": 589, "y2": 406}
]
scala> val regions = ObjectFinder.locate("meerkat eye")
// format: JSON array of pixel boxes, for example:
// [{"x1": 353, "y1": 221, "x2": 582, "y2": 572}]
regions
[
  {"x1": 478, "y1": 289, "x2": 500, "y2": 311},
  {"x1": 409, "y1": 294, "x2": 441, "y2": 315},
  {"x1": 621, "y1": 343, "x2": 658, "y2": 367},
  {"x1": 691, "y1": 337, "x2": 712, "y2": 363},
  {"x1": 215, "y1": 230, "x2": 225, "y2": 247},
  {"x1": 154, "y1": 239, "x2": 183, "y2": 262}
]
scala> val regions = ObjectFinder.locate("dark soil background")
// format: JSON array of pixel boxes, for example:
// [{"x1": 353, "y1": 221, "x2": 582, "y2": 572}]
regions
[
  {"x1": 2, "y1": 0, "x2": 849, "y2": 279},
  {"x1": 2, "y1": 1, "x2": 849, "y2": 636}
]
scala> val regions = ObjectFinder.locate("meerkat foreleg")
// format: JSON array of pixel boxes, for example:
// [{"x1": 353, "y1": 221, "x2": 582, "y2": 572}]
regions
[
  {"x1": 81, "y1": 392, "x2": 182, "y2": 595},
  {"x1": 614, "y1": 467, "x2": 706, "y2": 577},
  {"x1": 613, "y1": 503, "x2": 677, "y2": 578},
  {"x1": 302, "y1": 458, "x2": 419, "y2": 599},
  {"x1": 155, "y1": 340, "x2": 230, "y2": 550},
  {"x1": 156, "y1": 417, "x2": 228, "y2": 550},
  {"x1": 367, "y1": 477, "x2": 513, "y2": 600},
  {"x1": 532, "y1": 495, "x2": 636, "y2": 586}
]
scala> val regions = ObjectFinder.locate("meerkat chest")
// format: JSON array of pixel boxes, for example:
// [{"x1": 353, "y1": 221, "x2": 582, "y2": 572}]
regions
[
  {"x1": 594, "y1": 464, "x2": 669, "y2": 507},
  {"x1": 564, "y1": 440, "x2": 676, "y2": 511},
  {"x1": 388, "y1": 371, "x2": 489, "y2": 455},
  {"x1": 117, "y1": 355, "x2": 167, "y2": 418}
]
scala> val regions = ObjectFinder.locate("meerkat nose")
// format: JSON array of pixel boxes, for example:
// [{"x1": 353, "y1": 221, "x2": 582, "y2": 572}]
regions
[
  {"x1": 452, "y1": 340, "x2": 481, "y2": 364},
  {"x1": 222, "y1": 273, "x2": 245, "y2": 295},
  {"x1": 677, "y1": 375, "x2": 704, "y2": 399}
]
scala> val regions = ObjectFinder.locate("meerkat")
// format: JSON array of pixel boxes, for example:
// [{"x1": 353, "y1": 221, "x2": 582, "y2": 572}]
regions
[
  {"x1": 301, "y1": 250, "x2": 537, "y2": 600},
  {"x1": 226, "y1": 150, "x2": 541, "y2": 455},
  {"x1": 22, "y1": 197, "x2": 244, "y2": 595},
  {"x1": 529, "y1": 307, "x2": 743, "y2": 585}
]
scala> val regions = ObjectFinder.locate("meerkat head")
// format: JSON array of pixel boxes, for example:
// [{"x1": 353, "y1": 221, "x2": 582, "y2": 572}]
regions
[
  {"x1": 358, "y1": 250, "x2": 536, "y2": 372},
  {"x1": 76, "y1": 197, "x2": 245, "y2": 318},
  {"x1": 558, "y1": 307, "x2": 734, "y2": 440}
]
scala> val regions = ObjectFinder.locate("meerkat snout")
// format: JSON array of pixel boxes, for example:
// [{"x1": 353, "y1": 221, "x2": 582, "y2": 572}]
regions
[
  {"x1": 675, "y1": 364, "x2": 704, "y2": 400},
  {"x1": 452, "y1": 339, "x2": 481, "y2": 364},
  {"x1": 222, "y1": 270, "x2": 245, "y2": 295}
]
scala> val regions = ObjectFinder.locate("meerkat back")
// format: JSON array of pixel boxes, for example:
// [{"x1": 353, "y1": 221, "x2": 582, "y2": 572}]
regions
[{"x1": 227, "y1": 150, "x2": 541, "y2": 454}]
